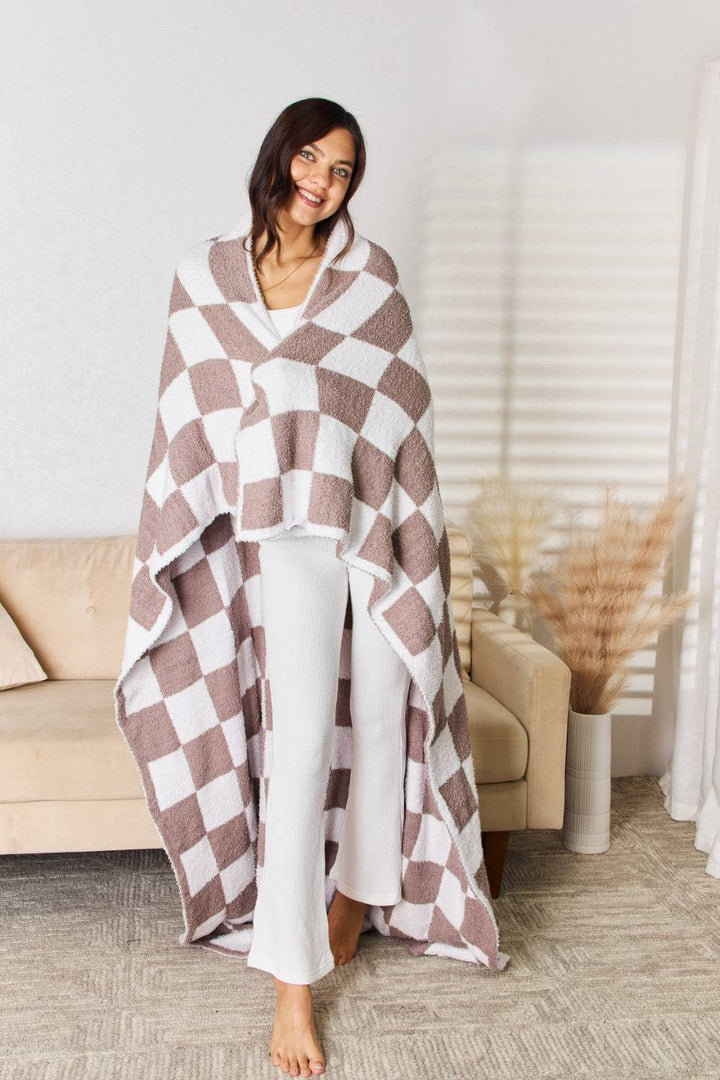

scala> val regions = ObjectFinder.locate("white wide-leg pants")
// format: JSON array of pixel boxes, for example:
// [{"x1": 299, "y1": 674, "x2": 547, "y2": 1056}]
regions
[{"x1": 245, "y1": 534, "x2": 411, "y2": 985}]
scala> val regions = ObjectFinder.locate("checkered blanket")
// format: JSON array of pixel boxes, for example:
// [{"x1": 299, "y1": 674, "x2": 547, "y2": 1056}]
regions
[{"x1": 114, "y1": 209, "x2": 510, "y2": 974}]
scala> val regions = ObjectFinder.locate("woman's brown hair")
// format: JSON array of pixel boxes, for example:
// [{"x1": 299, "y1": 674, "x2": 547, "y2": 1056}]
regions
[{"x1": 244, "y1": 97, "x2": 367, "y2": 271}]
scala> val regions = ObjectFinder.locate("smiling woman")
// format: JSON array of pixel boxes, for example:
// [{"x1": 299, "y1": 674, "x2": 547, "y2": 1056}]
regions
[
  {"x1": 114, "y1": 96, "x2": 509, "y2": 1080},
  {"x1": 245, "y1": 100, "x2": 366, "y2": 312}
]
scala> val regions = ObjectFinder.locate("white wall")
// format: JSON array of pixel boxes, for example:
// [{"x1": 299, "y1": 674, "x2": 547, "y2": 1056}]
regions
[{"x1": 3, "y1": 0, "x2": 720, "y2": 774}]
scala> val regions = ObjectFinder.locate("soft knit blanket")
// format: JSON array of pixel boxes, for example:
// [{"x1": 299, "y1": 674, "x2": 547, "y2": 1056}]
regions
[{"x1": 114, "y1": 208, "x2": 510, "y2": 974}]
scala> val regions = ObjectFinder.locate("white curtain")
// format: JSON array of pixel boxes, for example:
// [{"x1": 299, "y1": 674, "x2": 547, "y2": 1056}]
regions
[{"x1": 657, "y1": 58, "x2": 720, "y2": 879}]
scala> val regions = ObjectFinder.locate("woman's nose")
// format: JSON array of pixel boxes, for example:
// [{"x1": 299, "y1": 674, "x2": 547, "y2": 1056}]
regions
[{"x1": 307, "y1": 170, "x2": 329, "y2": 190}]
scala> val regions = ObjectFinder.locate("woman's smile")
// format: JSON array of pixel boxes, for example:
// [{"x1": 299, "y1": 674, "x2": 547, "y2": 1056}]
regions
[{"x1": 295, "y1": 184, "x2": 326, "y2": 207}]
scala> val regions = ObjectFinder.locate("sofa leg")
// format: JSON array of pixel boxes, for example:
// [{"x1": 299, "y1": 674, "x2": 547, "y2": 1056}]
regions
[{"x1": 481, "y1": 830, "x2": 509, "y2": 898}]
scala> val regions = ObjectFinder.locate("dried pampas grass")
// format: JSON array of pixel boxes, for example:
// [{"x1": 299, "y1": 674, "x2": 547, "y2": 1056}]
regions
[
  {"x1": 525, "y1": 480, "x2": 696, "y2": 715},
  {"x1": 465, "y1": 475, "x2": 561, "y2": 595}
]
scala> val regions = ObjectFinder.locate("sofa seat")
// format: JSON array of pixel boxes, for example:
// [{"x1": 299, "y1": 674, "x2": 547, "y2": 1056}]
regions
[
  {"x1": 0, "y1": 679, "x2": 140, "y2": 802},
  {"x1": 0, "y1": 671, "x2": 533, "y2": 850},
  {"x1": 1, "y1": 675, "x2": 529, "y2": 804}
]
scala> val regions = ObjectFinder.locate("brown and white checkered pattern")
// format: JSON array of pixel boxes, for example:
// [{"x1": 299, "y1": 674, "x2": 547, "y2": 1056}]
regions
[{"x1": 114, "y1": 210, "x2": 510, "y2": 974}]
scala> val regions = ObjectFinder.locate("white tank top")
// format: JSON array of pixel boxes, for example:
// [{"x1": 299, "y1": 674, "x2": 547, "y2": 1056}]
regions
[
  {"x1": 263, "y1": 303, "x2": 312, "y2": 540},
  {"x1": 266, "y1": 302, "x2": 302, "y2": 337}
]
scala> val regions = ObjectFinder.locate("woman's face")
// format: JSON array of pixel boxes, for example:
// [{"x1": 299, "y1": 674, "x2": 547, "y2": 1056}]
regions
[{"x1": 285, "y1": 127, "x2": 356, "y2": 225}]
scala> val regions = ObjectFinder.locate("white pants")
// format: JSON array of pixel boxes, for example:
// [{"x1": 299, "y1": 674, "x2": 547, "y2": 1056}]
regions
[{"x1": 246, "y1": 534, "x2": 410, "y2": 984}]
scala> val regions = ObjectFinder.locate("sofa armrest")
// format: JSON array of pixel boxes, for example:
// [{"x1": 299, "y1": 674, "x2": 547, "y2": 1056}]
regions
[{"x1": 470, "y1": 607, "x2": 571, "y2": 829}]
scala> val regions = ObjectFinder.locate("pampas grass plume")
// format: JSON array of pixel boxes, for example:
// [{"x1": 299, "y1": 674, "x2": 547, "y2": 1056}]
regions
[
  {"x1": 525, "y1": 479, "x2": 696, "y2": 715},
  {"x1": 465, "y1": 474, "x2": 560, "y2": 594}
]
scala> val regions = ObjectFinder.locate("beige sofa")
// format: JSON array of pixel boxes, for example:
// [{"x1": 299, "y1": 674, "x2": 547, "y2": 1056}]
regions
[{"x1": 0, "y1": 528, "x2": 571, "y2": 897}]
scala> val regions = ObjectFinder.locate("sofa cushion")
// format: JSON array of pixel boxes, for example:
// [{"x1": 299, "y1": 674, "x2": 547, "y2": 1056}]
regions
[
  {"x1": 463, "y1": 674, "x2": 529, "y2": 783},
  {"x1": 0, "y1": 680, "x2": 143, "y2": 802},
  {"x1": 0, "y1": 536, "x2": 135, "y2": 681},
  {"x1": 1, "y1": 675, "x2": 528, "y2": 804}
]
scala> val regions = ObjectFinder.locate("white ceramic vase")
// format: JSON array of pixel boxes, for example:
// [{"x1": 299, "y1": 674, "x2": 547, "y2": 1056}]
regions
[{"x1": 562, "y1": 708, "x2": 611, "y2": 853}]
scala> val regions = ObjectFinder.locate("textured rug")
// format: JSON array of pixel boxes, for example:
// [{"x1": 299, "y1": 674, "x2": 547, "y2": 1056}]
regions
[{"x1": 1, "y1": 777, "x2": 718, "y2": 1079}]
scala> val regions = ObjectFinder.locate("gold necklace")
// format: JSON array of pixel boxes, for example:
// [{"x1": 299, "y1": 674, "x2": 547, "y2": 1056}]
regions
[{"x1": 254, "y1": 238, "x2": 321, "y2": 293}]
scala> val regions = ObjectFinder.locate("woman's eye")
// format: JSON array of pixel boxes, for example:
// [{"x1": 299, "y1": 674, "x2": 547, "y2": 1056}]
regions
[
  {"x1": 298, "y1": 150, "x2": 349, "y2": 179},
  {"x1": 300, "y1": 151, "x2": 349, "y2": 180}
]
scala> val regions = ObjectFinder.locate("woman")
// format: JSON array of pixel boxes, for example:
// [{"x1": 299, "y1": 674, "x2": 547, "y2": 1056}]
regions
[
  {"x1": 244, "y1": 98, "x2": 406, "y2": 1078},
  {"x1": 114, "y1": 96, "x2": 508, "y2": 1080}
]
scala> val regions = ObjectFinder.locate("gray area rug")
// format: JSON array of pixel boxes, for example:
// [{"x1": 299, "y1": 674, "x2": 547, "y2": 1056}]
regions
[{"x1": 1, "y1": 777, "x2": 718, "y2": 1079}]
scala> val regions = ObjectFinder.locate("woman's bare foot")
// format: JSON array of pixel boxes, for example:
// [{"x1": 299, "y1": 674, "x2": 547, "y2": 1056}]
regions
[
  {"x1": 268, "y1": 977, "x2": 326, "y2": 1077},
  {"x1": 327, "y1": 888, "x2": 369, "y2": 965}
]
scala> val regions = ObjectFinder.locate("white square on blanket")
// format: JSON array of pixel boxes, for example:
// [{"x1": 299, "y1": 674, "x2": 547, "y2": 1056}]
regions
[
  {"x1": 148, "y1": 747, "x2": 196, "y2": 812},
  {"x1": 416, "y1": 567, "x2": 448, "y2": 619},
  {"x1": 158, "y1": 369, "x2": 200, "y2": 442},
  {"x1": 353, "y1": 272, "x2": 395, "y2": 320},
  {"x1": 180, "y1": 834, "x2": 219, "y2": 898},
  {"x1": 388, "y1": 899, "x2": 434, "y2": 941},
  {"x1": 219, "y1": 847, "x2": 256, "y2": 903},
  {"x1": 255, "y1": 358, "x2": 319, "y2": 415},
  {"x1": 166, "y1": 679, "x2": 221, "y2": 744},
  {"x1": 177, "y1": 243, "x2": 226, "y2": 306},
  {"x1": 279, "y1": 468, "x2": 314, "y2": 517},
  {"x1": 145, "y1": 458, "x2": 173, "y2": 512},
  {"x1": 390, "y1": 478, "x2": 424, "y2": 527},
  {"x1": 414, "y1": 808, "x2": 453, "y2": 866},
  {"x1": 419, "y1": 489, "x2": 445, "y2": 542},
  {"x1": 428, "y1": 723, "x2": 463, "y2": 787},
  {"x1": 442, "y1": 656, "x2": 464, "y2": 717},
  {"x1": 221, "y1": 715, "x2": 248, "y2": 769},
  {"x1": 404, "y1": 757, "x2": 426, "y2": 815},
  {"x1": 203, "y1": 407, "x2": 243, "y2": 464},
  {"x1": 169, "y1": 306, "x2": 225, "y2": 367},
  {"x1": 122, "y1": 655, "x2": 163, "y2": 712},
  {"x1": 312, "y1": 415, "x2": 355, "y2": 477},
  {"x1": 436, "y1": 865, "x2": 466, "y2": 928},
  {"x1": 196, "y1": 770, "x2": 244, "y2": 832},
  {"x1": 229, "y1": 358, "x2": 256, "y2": 409},
  {"x1": 313, "y1": 272, "x2": 392, "y2": 335},
  {"x1": 397, "y1": 333, "x2": 428, "y2": 377},
  {"x1": 318, "y1": 336, "x2": 393, "y2": 387},
  {"x1": 234, "y1": 422, "x2": 279, "y2": 483},
  {"x1": 360, "y1": 392, "x2": 414, "y2": 456},
  {"x1": 191, "y1": 911, "x2": 226, "y2": 942},
  {"x1": 458, "y1": 805, "x2": 483, "y2": 854},
  {"x1": 236, "y1": 633, "x2": 260, "y2": 697},
  {"x1": 242, "y1": 570, "x2": 263, "y2": 622},
  {"x1": 188, "y1": 608, "x2": 238, "y2": 672}
]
